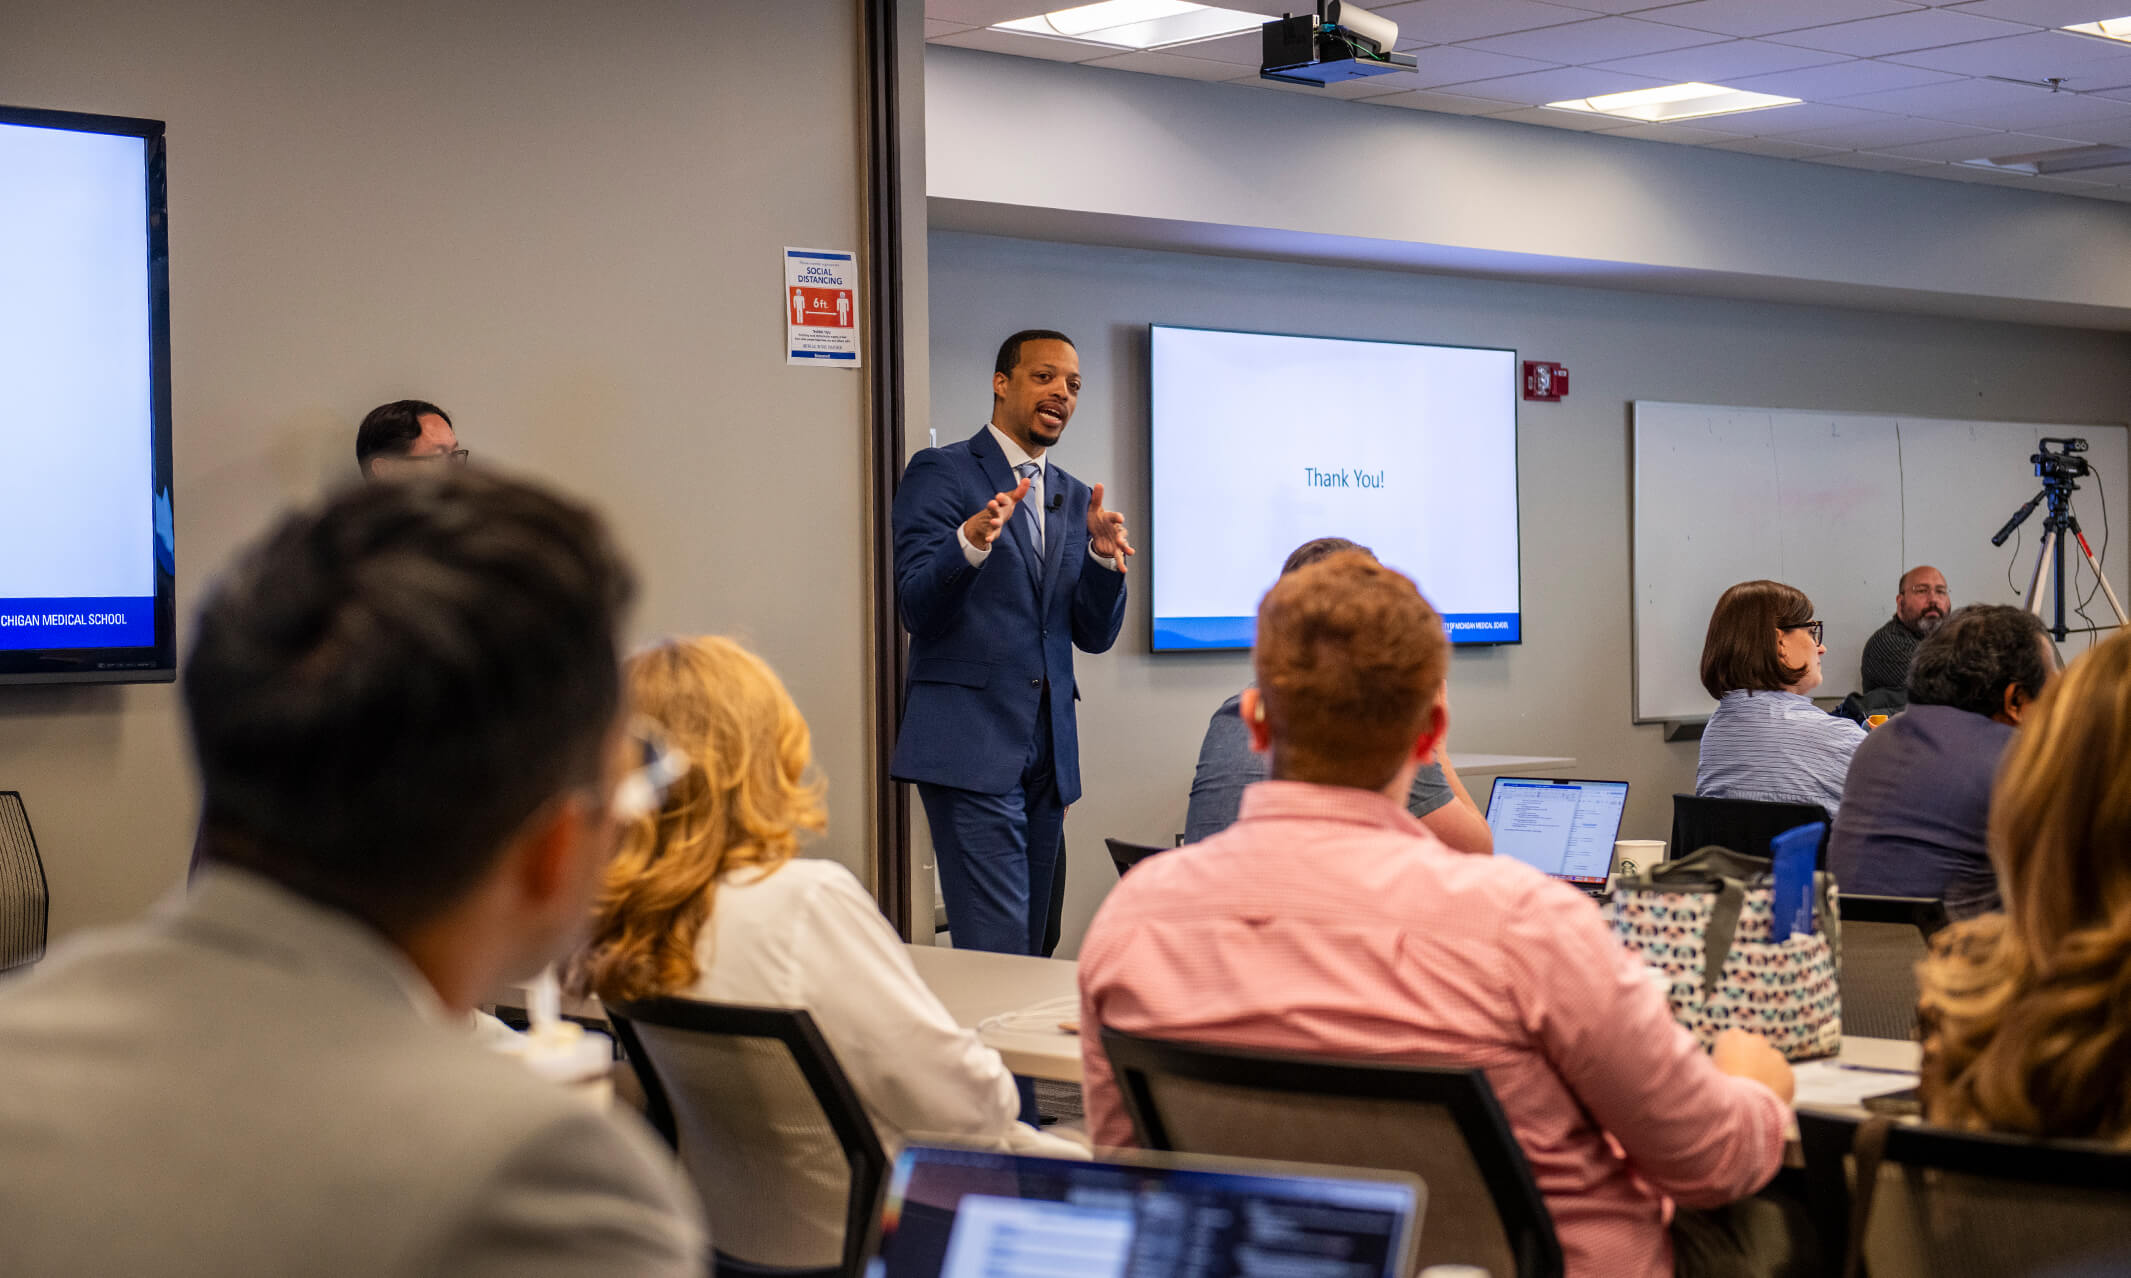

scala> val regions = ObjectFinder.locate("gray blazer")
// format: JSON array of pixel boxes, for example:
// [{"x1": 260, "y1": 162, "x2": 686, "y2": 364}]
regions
[{"x1": 0, "y1": 868, "x2": 707, "y2": 1277}]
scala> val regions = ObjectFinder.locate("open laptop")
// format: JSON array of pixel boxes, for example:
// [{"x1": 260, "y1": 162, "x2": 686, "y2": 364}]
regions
[
  {"x1": 864, "y1": 1145, "x2": 1422, "y2": 1278},
  {"x1": 1485, "y1": 776, "x2": 1630, "y2": 896}
]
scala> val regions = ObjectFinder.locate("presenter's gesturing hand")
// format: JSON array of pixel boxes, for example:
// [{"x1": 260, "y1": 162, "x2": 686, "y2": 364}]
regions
[
  {"x1": 1088, "y1": 483, "x2": 1135, "y2": 575},
  {"x1": 962, "y1": 477, "x2": 1032, "y2": 551}
]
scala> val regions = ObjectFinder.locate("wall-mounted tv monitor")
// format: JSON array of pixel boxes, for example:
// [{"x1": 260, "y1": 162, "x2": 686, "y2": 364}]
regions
[
  {"x1": 1148, "y1": 325, "x2": 1520, "y2": 652},
  {"x1": 0, "y1": 105, "x2": 174, "y2": 685}
]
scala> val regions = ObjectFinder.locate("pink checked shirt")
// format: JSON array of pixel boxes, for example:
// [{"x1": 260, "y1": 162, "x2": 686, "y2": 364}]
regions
[{"x1": 1078, "y1": 781, "x2": 1788, "y2": 1278}]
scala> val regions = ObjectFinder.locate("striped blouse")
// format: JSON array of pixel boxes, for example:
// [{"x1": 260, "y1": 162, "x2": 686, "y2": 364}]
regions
[{"x1": 1696, "y1": 689, "x2": 1867, "y2": 818}]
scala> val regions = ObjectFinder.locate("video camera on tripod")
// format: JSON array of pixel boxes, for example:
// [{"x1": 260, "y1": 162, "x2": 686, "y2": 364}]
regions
[{"x1": 1990, "y1": 436, "x2": 2125, "y2": 639}]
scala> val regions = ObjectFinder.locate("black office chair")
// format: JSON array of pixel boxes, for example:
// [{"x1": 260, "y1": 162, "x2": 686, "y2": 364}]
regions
[
  {"x1": 1797, "y1": 1111, "x2": 2131, "y2": 1278},
  {"x1": 1102, "y1": 1028, "x2": 1563, "y2": 1278},
  {"x1": 1671, "y1": 794, "x2": 1830, "y2": 868},
  {"x1": 0, "y1": 792, "x2": 49, "y2": 974},
  {"x1": 607, "y1": 998, "x2": 887, "y2": 1278},
  {"x1": 1835, "y1": 895, "x2": 1947, "y2": 1041},
  {"x1": 1103, "y1": 837, "x2": 1167, "y2": 879}
]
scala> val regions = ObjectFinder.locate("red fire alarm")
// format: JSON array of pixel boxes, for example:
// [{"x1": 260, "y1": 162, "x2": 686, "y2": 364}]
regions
[{"x1": 1523, "y1": 361, "x2": 1567, "y2": 402}]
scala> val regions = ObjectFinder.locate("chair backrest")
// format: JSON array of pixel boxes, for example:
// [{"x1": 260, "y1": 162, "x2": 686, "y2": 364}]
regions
[
  {"x1": 1671, "y1": 793, "x2": 1830, "y2": 867},
  {"x1": 1798, "y1": 1112, "x2": 2131, "y2": 1278},
  {"x1": 1103, "y1": 837, "x2": 1166, "y2": 879},
  {"x1": 0, "y1": 793, "x2": 48, "y2": 974},
  {"x1": 1101, "y1": 1029, "x2": 1563, "y2": 1278},
  {"x1": 607, "y1": 998, "x2": 887, "y2": 1278},
  {"x1": 1834, "y1": 895, "x2": 1947, "y2": 1039}
]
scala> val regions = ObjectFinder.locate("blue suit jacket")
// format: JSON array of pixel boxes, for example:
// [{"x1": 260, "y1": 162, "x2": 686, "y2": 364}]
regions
[{"x1": 890, "y1": 426, "x2": 1128, "y2": 803}]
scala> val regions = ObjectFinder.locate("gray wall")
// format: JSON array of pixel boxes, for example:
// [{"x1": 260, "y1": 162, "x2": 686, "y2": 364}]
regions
[
  {"x1": 928, "y1": 229, "x2": 2131, "y2": 957},
  {"x1": 3, "y1": 0, "x2": 874, "y2": 939}
]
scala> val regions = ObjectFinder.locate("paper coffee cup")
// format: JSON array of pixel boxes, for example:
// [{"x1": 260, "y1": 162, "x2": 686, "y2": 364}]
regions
[{"x1": 1613, "y1": 839, "x2": 1666, "y2": 877}]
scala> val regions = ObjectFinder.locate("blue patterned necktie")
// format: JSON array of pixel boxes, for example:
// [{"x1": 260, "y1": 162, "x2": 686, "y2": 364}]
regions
[{"x1": 1014, "y1": 461, "x2": 1043, "y2": 556}]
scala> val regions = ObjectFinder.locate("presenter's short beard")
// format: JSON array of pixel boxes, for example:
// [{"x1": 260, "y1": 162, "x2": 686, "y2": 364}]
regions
[{"x1": 1916, "y1": 610, "x2": 1947, "y2": 636}]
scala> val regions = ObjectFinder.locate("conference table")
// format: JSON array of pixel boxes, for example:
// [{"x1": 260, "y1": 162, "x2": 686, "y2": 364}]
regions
[{"x1": 903, "y1": 942, "x2": 1924, "y2": 1120}]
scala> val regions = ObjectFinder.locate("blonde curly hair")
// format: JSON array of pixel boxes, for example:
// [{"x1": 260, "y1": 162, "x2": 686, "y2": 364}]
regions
[
  {"x1": 1918, "y1": 627, "x2": 2131, "y2": 1141},
  {"x1": 566, "y1": 636, "x2": 826, "y2": 1004}
]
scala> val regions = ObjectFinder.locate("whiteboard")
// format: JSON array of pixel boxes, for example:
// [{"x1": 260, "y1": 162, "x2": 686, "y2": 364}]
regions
[{"x1": 1632, "y1": 403, "x2": 2129, "y2": 723}]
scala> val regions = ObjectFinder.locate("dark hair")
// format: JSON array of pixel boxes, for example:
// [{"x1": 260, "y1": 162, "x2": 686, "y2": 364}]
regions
[
  {"x1": 1909, "y1": 604, "x2": 2053, "y2": 717},
  {"x1": 1699, "y1": 579, "x2": 1814, "y2": 698},
  {"x1": 1281, "y1": 537, "x2": 1373, "y2": 576},
  {"x1": 355, "y1": 399, "x2": 452, "y2": 475},
  {"x1": 185, "y1": 469, "x2": 635, "y2": 936},
  {"x1": 1255, "y1": 551, "x2": 1448, "y2": 791},
  {"x1": 993, "y1": 330, "x2": 1075, "y2": 380}
]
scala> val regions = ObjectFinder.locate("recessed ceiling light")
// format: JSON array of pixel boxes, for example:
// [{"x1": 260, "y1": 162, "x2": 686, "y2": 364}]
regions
[
  {"x1": 2062, "y1": 17, "x2": 2131, "y2": 43},
  {"x1": 1964, "y1": 142, "x2": 2131, "y2": 175},
  {"x1": 1544, "y1": 82, "x2": 1802, "y2": 124},
  {"x1": 994, "y1": 0, "x2": 1265, "y2": 51}
]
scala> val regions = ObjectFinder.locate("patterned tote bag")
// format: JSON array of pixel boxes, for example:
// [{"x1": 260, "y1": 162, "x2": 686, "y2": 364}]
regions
[{"x1": 1605, "y1": 846, "x2": 1843, "y2": 1060}]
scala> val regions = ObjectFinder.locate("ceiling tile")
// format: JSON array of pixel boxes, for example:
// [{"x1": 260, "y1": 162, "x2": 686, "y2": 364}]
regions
[
  {"x1": 1153, "y1": 30, "x2": 1266, "y2": 65},
  {"x1": 1587, "y1": 38, "x2": 1855, "y2": 79},
  {"x1": 1879, "y1": 128, "x2": 2084, "y2": 157},
  {"x1": 1778, "y1": 116, "x2": 1998, "y2": 147},
  {"x1": 1925, "y1": 87, "x2": 2131, "y2": 129},
  {"x1": 1600, "y1": 120, "x2": 1741, "y2": 141},
  {"x1": 1728, "y1": 58, "x2": 1964, "y2": 97},
  {"x1": 1555, "y1": 0, "x2": 1707, "y2": 11},
  {"x1": 1835, "y1": 73, "x2": 2062, "y2": 116},
  {"x1": 1885, "y1": 29, "x2": 2131, "y2": 80},
  {"x1": 1699, "y1": 135, "x2": 1852, "y2": 156},
  {"x1": 2006, "y1": 110, "x2": 2131, "y2": 142},
  {"x1": 1461, "y1": 14, "x2": 1728, "y2": 60},
  {"x1": 1680, "y1": 100, "x2": 1902, "y2": 133},
  {"x1": 1483, "y1": 104, "x2": 1648, "y2": 128},
  {"x1": 1398, "y1": 45, "x2": 1565, "y2": 87},
  {"x1": 1374, "y1": 0, "x2": 1595, "y2": 45},
  {"x1": 1769, "y1": 10, "x2": 2037, "y2": 56},
  {"x1": 923, "y1": 0, "x2": 1054, "y2": 26},
  {"x1": 1362, "y1": 87, "x2": 1524, "y2": 113},
  {"x1": 1082, "y1": 49, "x2": 1250, "y2": 80},
  {"x1": 924, "y1": 19, "x2": 976, "y2": 39},
  {"x1": 928, "y1": 26, "x2": 1110, "y2": 61},
  {"x1": 1806, "y1": 151, "x2": 1950, "y2": 171},
  {"x1": 2044, "y1": 160, "x2": 2131, "y2": 180},
  {"x1": 1944, "y1": 1, "x2": 2131, "y2": 26},
  {"x1": 1433, "y1": 64, "x2": 1674, "y2": 102},
  {"x1": 1640, "y1": 0, "x2": 1925, "y2": 39}
]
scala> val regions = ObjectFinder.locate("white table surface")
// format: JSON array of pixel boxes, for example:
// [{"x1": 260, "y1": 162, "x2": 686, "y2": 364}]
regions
[
  {"x1": 905, "y1": 943, "x2": 1083, "y2": 1083},
  {"x1": 1447, "y1": 753, "x2": 1576, "y2": 776}
]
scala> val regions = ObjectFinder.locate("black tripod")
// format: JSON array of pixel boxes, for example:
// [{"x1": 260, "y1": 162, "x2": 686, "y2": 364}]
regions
[{"x1": 1991, "y1": 447, "x2": 2127, "y2": 641}]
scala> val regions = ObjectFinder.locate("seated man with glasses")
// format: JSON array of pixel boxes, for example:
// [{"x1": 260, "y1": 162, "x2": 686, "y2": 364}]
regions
[
  {"x1": 1081, "y1": 552, "x2": 1800, "y2": 1278},
  {"x1": 357, "y1": 397, "x2": 469, "y2": 478},
  {"x1": 1695, "y1": 579, "x2": 1867, "y2": 818},
  {"x1": 0, "y1": 471, "x2": 705, "y2": 1277}
]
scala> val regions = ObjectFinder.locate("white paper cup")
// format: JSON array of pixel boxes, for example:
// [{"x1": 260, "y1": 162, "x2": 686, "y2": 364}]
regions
[{"x1": 1613, "y1": 839, "x2": 1666, "y2": 877}]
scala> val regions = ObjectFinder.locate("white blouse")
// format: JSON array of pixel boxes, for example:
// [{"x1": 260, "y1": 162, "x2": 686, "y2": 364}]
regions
[{"x1": 684, "y1": 857, "x2": 1083, "y2": 1263}]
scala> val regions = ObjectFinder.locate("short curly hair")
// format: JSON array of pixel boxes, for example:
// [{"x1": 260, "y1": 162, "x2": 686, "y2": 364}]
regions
[
  {"x1": 1908, "y1": 604, "x2": 2053, "y2": 717},
  {"x1": 1253, "y1": 551, "x2": 1448, "y2": 791}
]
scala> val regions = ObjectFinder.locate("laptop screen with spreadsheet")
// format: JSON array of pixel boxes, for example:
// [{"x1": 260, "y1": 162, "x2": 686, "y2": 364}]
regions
[{"x1": 1486, "y1": 777, "x2": 1629, "y2": 886}]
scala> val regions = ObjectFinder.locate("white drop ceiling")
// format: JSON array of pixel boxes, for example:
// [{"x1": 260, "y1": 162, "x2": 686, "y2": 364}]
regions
[{"x1": 924, "y1": 0, "x2": 2131, "y2": 201}]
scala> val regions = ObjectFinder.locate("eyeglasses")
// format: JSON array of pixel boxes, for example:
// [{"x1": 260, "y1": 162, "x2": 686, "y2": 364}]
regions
[
  {"x1": 404, "y1": 448, "x2": 471, "y2": 465},
  {"x1": 1782, "y1": 620, "x2": 1825, "y2": 645},
  {"x1": 610, "y1": 717, "x2": 689, "y2": 822}
]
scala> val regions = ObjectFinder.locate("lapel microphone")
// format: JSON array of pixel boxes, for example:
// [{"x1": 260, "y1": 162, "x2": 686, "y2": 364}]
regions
[{"x1": 1046, "y1": 492, "x2": 1064, "y2": 512}]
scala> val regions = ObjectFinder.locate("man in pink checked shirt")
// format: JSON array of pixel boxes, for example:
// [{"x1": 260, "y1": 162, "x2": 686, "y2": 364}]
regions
[{"x1": 1078, "y1": 551, "x2": 1806, "y2": 1278}]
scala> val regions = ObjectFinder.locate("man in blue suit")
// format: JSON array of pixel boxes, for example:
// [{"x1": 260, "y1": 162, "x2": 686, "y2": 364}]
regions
[{"x1": 893, "y1": 329, "x2": 1132, "y2": 967}]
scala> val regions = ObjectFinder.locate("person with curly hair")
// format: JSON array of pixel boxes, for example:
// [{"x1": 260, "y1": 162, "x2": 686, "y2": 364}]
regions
[
  {"x1": 1828, "y1": 605, "x2": 2056, "y2": 918},
  {"x1": 569, "y1": 637, "x2": 1080, "y2": 1271},
  {"x1": 1918, "y1": 626, "x2": 2131, "y2": 1141}
]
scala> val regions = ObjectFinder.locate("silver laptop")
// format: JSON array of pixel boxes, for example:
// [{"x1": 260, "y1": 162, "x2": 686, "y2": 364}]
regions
[
  {"x1": 1485, "y1": 776, "x2": 1631, "y2": 895},
  {"x1": 864, "y1": 1145, "x2": 1423, "y2": 1278}
]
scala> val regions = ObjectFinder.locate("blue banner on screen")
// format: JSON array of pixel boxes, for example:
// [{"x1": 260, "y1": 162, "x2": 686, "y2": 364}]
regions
[
  {"x1": 1155, "y1": 612, "x2": 1520, "y2": 650},
  {"x1": 1148, "y1": 326, "x2": 1522, "y2": 652},
  {"x1": 0, "y1": 597, "x2": 156, "y2": 650}
]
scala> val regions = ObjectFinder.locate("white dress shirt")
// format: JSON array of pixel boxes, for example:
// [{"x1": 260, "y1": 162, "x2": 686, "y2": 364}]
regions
[
  {"x1": 685, "y1": 857, "x2": 1084, "y2": 1261},
  {"x1": 955, "y1": 423, "x2": 1120, "y2": 571}
]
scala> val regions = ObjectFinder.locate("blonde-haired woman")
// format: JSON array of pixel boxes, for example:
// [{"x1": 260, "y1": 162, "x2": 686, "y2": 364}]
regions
[
  {"x1": 571, "y1": 637, "x2": 1081, "y2": 1265},
  {"x1": 1918, "y1": 627, "x2": 2131, "y2": 1140}
]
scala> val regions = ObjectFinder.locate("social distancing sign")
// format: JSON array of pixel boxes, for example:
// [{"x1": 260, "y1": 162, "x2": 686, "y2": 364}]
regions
[{"x1": 785, "y1": 247, "x2": 859, "y2": 367}]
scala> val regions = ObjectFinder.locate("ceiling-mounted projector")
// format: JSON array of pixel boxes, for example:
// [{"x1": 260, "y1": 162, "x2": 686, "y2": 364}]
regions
[{"x1": 1261, "y1": 1, "x2": 1416, "y2": 87}]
